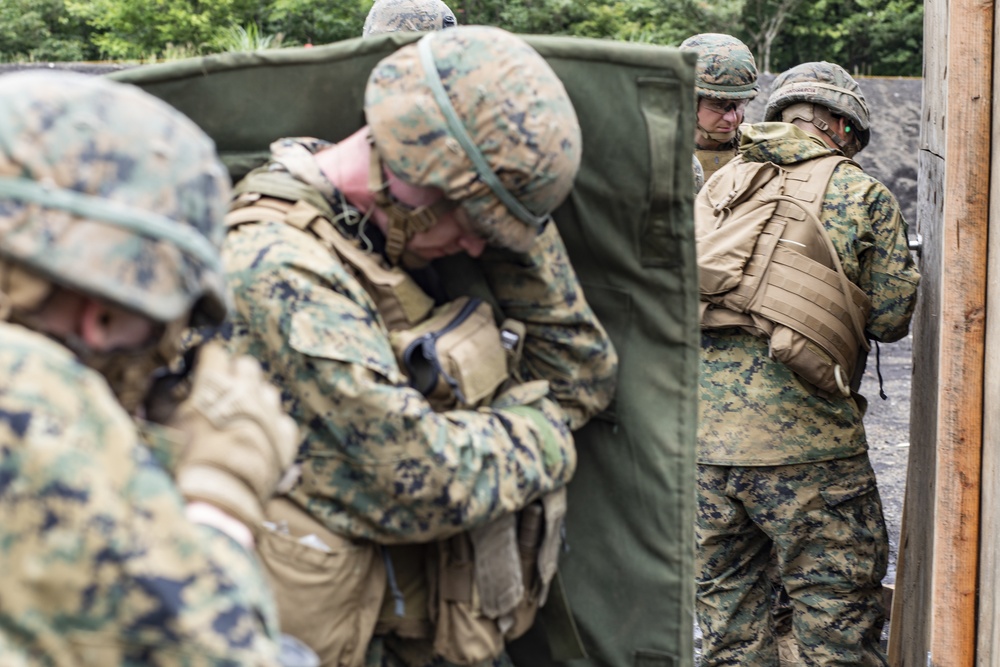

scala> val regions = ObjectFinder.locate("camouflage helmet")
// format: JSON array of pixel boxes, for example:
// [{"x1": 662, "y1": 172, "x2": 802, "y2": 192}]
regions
[
  {"x1": 364, "y1": 26, "x2": 581, "y2": 252},
  {"x1": 0, "y1": 71, "x2": 229, "y2": 326},
  {"x1": 363, "y1": 0, "x2": 457, "y2": 38},
  {"x1": 764, "y1": 61, "x2": 871, "y2": 152},
  {"x1": 680, "y1": 33, "x2": 759, "y2": 101}
]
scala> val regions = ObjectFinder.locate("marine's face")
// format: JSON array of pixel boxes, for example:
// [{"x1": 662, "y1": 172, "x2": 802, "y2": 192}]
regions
[
  {"x1": 405, "y1": 207, "x2": 487, "y2": 260},
  {"x1": 697, "y1": 97, "x2": 748, "y2": 138},
  {"x1": 382, "y1": 171, "x2": 487, "y2": 260}
]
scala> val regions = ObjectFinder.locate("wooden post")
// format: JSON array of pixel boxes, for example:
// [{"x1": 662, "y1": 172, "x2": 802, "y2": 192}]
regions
[
  {"x1": 976, "y1": 5, "x2": 1000, "y2": 666},
  {"x1": 891, "y1": 0, "x2": 993, "y2": 665}
]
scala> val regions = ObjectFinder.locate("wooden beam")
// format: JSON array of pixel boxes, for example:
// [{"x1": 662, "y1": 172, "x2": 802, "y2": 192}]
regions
[
  {"x1": 893, "y1": 150, "x2": 944, "y2": 667},
  {"x1": 889, "y1": 0, "x2": 947, "y2": 658},
  {"x1": 894, "y1": 0, "x2": 993, "y2": 664},
  {"x1": 976, "y1": 6, "x2": 1000, "y2": 666},
  {"x1": 928, "y1": 0, "x2": 992, "y2": 662}
]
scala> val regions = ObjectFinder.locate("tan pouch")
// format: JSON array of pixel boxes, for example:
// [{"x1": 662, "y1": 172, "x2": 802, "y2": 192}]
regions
[
  {"x1": 390, "y1": 297, "x2": 509, "y2": 411},
  {"x1": 504, "y1": 488, "x2": 568, "y2": 639},
  {"x1": 258, "y1": 498, "x2": 386, "y2": 667},
  {"x1": 430, "y1": 533, "x2": 505, "y2": 665},
  {"x1": 375, "y1": 544, "x2": 433, "y2": 639},
  {"x1": 758, "y1": 245, "x2": 872, "y2": 398},
  {"x1": 430, "y1": 490, "x2": 568, "y2": 664}
]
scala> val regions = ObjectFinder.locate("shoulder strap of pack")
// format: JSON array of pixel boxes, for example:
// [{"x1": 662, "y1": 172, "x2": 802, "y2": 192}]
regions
[
  {"x1": 224, "y1": 169, "x2": 434, "y2": 327},
  {"x1": 229, "y1": 167, "x2": 338, "y2": 223}
]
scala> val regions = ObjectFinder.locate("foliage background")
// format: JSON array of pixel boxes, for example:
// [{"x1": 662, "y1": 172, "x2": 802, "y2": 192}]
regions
[{"x1": 0, "y1": 0, "x2": 922, "y2": 76}]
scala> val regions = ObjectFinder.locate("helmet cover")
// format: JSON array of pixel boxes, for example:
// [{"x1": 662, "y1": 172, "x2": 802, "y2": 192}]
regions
[
  {"x1": 363, "y1": 0, "x2": 457, "y2": 37},
  {"x1": 364, "y1": 26, "x2": 582, "y2": 252},
  {"x1": 0, "y1": 71, "x2": 230, "y2": 325},
  {"x1": 764, "y1": 61, "x2": 871, "y2": 150},
  {"x1": 680, "y1": 33, "x2": 759, "y2": 100}
]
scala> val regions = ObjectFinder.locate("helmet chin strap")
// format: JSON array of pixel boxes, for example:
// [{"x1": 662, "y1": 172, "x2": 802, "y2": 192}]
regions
[{"x1": 367, "y1": 134, "x2": 450, "y2": 266}]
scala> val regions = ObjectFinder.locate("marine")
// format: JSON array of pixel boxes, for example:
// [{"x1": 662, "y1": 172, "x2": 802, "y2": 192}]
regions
[
  {"x1": 0, "y1": 71, "x2": 300, "y2": 665},
  {"x1": 215, "y1": 25, "x2": 618, "y2": 667},
  {"x1": 680, "y1": 33, "x2": 760, "y2": 185},
  {"x1": 694, "y1": 61, "x2": 920, "y2": 666},
  {"x1": 363, "y1": 0, "x2": 457, "y2": 37}
]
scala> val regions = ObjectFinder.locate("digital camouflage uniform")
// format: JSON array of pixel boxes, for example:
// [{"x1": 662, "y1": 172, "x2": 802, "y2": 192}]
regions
[
  {"x1": 218, "y1": 27, "x2": 617, "y2": 667},
  {"x1": 0, "y1": 72, "x2": 282, "y2": 665},
  {"x1": 363, "y1": 0, "x2": 456, "y2": 37},
  {"x1": 695, "y1": 120, "x2": 919, "y2": 666},
  {"x1": 680, "y1": 33, "x2": 759, "y2": 185},
  {"x1": 0, "y1": 326, "x2": 280, "y2": 667},
  {"x1": 221, "y1": 140, "x2": 612, "y2": 542}
]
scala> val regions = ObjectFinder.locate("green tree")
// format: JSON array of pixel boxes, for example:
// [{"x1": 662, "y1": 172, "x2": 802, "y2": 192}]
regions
[
  {"x1": 770, "y1": 0, "x2": 923, "y2": 76},
  {"x1": 65, "y1": 0, "x2": 267, "y2": 59},
  {"x1": 741, "y1": 0, "x2": 802, "y2": 73},
  {"x1": 0, "y1": 0, "x2": 94, "y2": 62},
  {"x1": 262, "y1": 0, "x2": 369, "y2": 46},
  {"x1": 0, "y1": 0, "x2": 923, "y2": 75}
]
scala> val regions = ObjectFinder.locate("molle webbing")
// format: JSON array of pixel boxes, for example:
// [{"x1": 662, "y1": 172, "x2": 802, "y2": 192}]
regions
[
  {"x1": 701, "y1": 155, "x2": 871, "y2": 386},
  {"x1": 711, "y1": 160, "x2": 845, "y2": 314},
  {"x1": 757, "y1": 245, "x2": 871, "y2": 371}
]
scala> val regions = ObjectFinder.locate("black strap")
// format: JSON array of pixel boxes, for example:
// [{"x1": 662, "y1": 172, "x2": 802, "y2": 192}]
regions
[{"x1": 874, "y1": 340, "x2": 888, "y2": 400}]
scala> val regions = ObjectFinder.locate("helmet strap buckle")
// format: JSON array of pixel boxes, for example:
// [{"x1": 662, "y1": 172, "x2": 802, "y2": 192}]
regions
[{"x1": 368, "y1": 135, "x2": 448, "y2": 265}]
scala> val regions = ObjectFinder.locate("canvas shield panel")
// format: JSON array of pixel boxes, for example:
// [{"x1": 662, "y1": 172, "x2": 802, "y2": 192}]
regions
[{"x1": 110, "y1": 35, "x2": 698, "y2": 667}]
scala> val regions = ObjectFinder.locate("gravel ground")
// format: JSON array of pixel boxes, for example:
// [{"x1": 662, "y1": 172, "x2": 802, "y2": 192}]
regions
[{"x1": 862, "y1": 333, "x2": 913, "y2": 588}]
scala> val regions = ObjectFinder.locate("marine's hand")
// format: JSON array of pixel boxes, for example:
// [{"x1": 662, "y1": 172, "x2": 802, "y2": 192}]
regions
[
  {"x1": 170, "y1": 342, "x2": 299, "y2": 535},
  {"x1": 491, "y1": 379, "x2": 551, "y2": 410}
]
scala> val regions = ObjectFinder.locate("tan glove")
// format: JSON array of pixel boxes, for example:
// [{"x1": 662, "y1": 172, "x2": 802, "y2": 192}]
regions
[
  {"x1": 169, "y1": 342, "x2": 299, "y2": 534},
  {"x1": 490, "y1": 379, "x2": 551, "y2": 410}
]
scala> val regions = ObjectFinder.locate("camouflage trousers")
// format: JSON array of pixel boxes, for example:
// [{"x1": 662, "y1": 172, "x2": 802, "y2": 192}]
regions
[{"x1": 695, "y1": 454, "x2": 889, "y2": 667}]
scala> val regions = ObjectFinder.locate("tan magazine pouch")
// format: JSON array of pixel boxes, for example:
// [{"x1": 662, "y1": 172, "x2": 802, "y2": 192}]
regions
[
  {"x1": 257, "y1": 498, "x2": 386, "y2": 667},
  {"x1": 389, "y1": 297, "x2": 510, "y2": 411},
  {"x1": 430, "y1": 488, "x2": 568, "y2": 665}
]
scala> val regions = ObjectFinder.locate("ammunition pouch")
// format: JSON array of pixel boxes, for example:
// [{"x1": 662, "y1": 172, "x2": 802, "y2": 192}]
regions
[
  {"x1": 389, "y1": 297, "x2": 510, "y2": 411},
  {"x1": 429, "y1": 488, "x2": 568, "y2": 664}
]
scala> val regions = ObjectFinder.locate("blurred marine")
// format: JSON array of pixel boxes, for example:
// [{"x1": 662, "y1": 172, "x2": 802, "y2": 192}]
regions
[{"x1": 0, "y1": 71, "x2": 300, "y2": 665}]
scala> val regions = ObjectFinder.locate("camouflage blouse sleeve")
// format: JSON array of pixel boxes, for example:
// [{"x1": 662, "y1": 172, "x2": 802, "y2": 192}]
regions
[
  {"x1": 826, "y1": 164, "x2": 920, "y2": 344},
  {"x1": 0, "y1": 332, "x2": 280, "y2": 665},
  {"x1": 476, "y1": 223, "x2": 619, "y2": 430},
  {"x1": 222, "y1": 222, "x2": 576, "y2": 544}
]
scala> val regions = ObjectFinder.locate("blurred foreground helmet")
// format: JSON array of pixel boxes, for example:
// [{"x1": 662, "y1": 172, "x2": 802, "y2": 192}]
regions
[
  {"x1": 764, "y1": 61, "x2": 871, "y2": 154},
  {"x1": 0, "y1": 71, "x2": 229, "y2": 326},
  {"x1": 363, "y1": 0, "x2": 457, "y2": 37},
  {"x1": 364, "y1": 26, "x2": 582, "y2": 252},
  {"x1": 680, "y1": 33, "x2": 759, "y2": 101}
]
